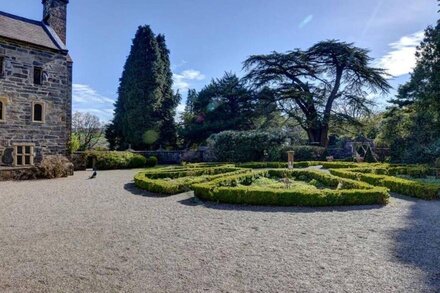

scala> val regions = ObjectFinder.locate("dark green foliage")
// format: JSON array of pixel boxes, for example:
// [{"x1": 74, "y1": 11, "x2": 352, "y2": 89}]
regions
[
  {"x1": 129, "y1": 155, "x2": 148, "y2": 169},
  {"x1": 156, "y1": 35, "x2": 180, "y2": 147},
  {"x1": 106, "y1": 26, "x2": 178, "y2": 150},
  {"x1": 207, "y1": 130, "x2": 299, "y2": 162},
  {"x1": 179, "y1": 73, "x2": 258, "y2": 146},
  {"x1": 377, "y1": 18, "x2": 440, "y2": 163},
  {"x1": 244, "y1": 40, "x2": 391, "y2": 146},
  {"x1": 146, "y1": 156, "x2": 158, "y2": 168},
  {"x1": 286, "y1": 146, "x2": 327, "y2": 161}
]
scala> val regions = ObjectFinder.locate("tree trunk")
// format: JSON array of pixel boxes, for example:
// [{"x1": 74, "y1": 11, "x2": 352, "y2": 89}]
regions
[{"x1": 306, "y1": 124, "x2": 329, "y2": 147}]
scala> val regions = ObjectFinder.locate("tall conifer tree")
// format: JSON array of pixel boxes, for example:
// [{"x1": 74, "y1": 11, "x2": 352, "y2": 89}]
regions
[
  {"x1": 107, "y1": 26, "x2": 178, "y2": 149},
  {"x1": 156, "y1": 34, "x2": 180, "y2": 147}
]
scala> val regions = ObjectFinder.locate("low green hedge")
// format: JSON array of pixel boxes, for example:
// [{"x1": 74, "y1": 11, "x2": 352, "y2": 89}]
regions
[
  {"x1": 237, "y1": 162, "x2": 312, "y2": 169},
  {"x1": 267, "y1": 169, "x2": 373, "y2": 190},
  {"x1": 141, "y1": 166, "x2": 238, "y2": 179},
  {"x1": 330, "y1": 169, "x2": 440, "y2": 200},
  {"x1": 192, "y1": 170, "x2": 389, "y2": 206},
  {"x1": 134, "y1": 168, "x2": 249, "y2": 195},
  {"x1": 88, "y1": 151, "x2": 147, "y2": 170}
]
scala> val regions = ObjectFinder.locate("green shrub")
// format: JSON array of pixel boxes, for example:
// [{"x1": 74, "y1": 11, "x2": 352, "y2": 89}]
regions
[
  {"x1": 87, "y1": 151, "x2": 146, "y2": 170},
  {"x1": 286, "y1": 146, "x2": 327, "y2": 161},
  {"x1": 207, "y1": 130, "x2": 293, "y2": 162},
  {"x1": 146, "y1": 156, "x2": 158, "y2": 168},
  {"x1": 127, "y1": 154, "x2": 147, "y2": 168}
]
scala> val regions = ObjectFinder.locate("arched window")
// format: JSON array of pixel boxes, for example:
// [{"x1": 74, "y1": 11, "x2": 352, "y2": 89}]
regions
[
  {"x1": 0, "y1": 98, "x2": 6, "y2": 122},
  {"x1": 32, "y1": 102, "x2": 45, "y2": 123}
]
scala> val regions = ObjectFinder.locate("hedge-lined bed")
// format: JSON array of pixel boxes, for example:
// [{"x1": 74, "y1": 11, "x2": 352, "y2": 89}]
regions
[
  {"x1": 133, "y1": 162, "x2": 438, "y2": 205},
  {"x1": 330, "y1": 168, "x2": 440, "y2": 200},
  {"x1": 192, "y1": 169, "x2": 389, "y2": 206},
  {"x1": 134, "y1": 165, "x2": 249, "y2": 195}
]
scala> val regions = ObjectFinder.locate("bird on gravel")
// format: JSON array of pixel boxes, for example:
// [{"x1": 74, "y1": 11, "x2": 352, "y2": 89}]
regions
[{"x1": 89, "y1": 167, "x2": 97, "y2": 179}]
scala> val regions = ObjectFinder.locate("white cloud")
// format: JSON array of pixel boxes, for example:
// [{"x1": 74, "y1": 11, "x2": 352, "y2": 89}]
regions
[
  {"x1": 173, "y1": 69, "x2": 206, "y2": 92},
  {"x1": 73, "y1": 84, "x2": 115, "y2": 104},
  {"x1": 377, "y1": 31, "x2": 424, "y2": 77},
  {"x1": 72, "y1": 84, "x2": 116, "y2": 122},
  {"x1": 299, "y1": 15, "x2": 313, "y2": 28}
]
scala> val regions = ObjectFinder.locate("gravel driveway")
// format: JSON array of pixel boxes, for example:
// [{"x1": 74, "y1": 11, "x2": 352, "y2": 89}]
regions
[{"x1": 0, "y1": 169, "x2": 439, "y2": 292}]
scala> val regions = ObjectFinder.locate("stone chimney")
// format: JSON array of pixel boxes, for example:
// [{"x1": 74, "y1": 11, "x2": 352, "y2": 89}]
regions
[{"x1": 42, "y1": 0, "x2": 69, "y2": 45}]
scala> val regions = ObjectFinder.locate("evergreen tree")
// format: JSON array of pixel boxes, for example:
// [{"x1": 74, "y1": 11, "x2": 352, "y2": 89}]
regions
[
  {"x1": 106, "y1": 26, "x2": 178, "y2": 149},
  {"x1": 156, "y1": 34, "x2": 179, "y2": 147},
  {"x1": 180, "y1": 73, "x2": 257, "y2": 146},
  {"x1": 377, "y1": 14, "x2": 440, "y2": 162}
]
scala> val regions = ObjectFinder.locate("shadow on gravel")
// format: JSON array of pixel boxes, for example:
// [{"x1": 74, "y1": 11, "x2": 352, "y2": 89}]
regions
[
  {"x1": 123, "y1": 182, "x2": 164, "y2": 198},
  {"x1": 392, "y1": 198, "x2": 440, "y2": 291},
  {"x1": 178, "y1": 196, "x2": 385, "y2": 214}
]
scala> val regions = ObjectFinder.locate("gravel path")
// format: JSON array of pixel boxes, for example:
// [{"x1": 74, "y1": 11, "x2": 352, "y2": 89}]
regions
[{"x1": 0, "y1": 169, "x2": 439, "y2": 292}]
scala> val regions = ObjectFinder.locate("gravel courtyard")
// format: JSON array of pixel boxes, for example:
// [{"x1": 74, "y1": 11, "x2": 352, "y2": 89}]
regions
[{"x1": 0, "y1": 170, "x2": 439, "y2": 292}]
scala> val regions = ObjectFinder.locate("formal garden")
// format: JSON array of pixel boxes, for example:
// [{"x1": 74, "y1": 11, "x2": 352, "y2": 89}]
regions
[{"x1": 133, "y1": 160, "x2": 440, "y2": 206}]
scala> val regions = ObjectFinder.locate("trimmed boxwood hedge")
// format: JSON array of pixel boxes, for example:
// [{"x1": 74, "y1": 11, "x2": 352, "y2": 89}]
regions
[
  {"x1": 134, "y1": 166, "x2": 249, "y2": 195},
  {"x1": 191, "y1": 170, "x2": 389, "y2": 206},
  {"x1": 330, "y1": 169, "x2": 440, "y2": 200},
  {"x1": 90, "y1": 151, "x2": 147, "y2": 170}
]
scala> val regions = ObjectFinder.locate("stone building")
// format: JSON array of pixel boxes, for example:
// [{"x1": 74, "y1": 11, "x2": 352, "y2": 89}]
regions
[{"x1": 0, "y1": 0, "x2": 72, "y2": 167}]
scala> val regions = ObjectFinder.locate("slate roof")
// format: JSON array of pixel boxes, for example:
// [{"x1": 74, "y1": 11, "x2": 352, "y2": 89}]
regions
[{"x1": 0, "y1": 11, "x2": 67, "y2": 53}]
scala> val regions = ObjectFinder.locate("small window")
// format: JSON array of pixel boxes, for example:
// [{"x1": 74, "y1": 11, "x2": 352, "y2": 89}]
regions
[
  {"x1": 0, "y1": 101, "x2": 3, "y2": 121},
  {"x1": 32, "y1": 102, "x2": 45, "y2": 123},
  {"x1": 34, "y1": 67, "x2": 43, "y2": 85},
  {"x1": 0, "y1": 56, "x2": 4, "y2": 78},
  {"x1": 14, "y1": 145, "x2": 34, "y2": 166}
]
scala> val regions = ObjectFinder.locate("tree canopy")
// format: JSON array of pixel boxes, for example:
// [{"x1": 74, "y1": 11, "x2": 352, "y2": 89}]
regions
[
  {"x1": 179, "y1": 73, "x2": 258, "y2": 146},
  {"x1": 243, "y1": 40, "x2": 391, "y2": 146},
  {"x1": 377, "y1": 16, "x2": 440, "y2": 162}
]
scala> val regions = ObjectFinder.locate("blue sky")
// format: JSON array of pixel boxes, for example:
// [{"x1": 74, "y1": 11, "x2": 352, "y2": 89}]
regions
[{"x1": 2, "y1": 0, "x2": 438, "y2": 121}]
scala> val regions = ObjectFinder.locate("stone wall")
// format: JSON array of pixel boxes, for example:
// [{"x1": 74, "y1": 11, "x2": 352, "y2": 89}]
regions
[{"x1": 0, "y1": 38, "x2": 72, "y2": 166}]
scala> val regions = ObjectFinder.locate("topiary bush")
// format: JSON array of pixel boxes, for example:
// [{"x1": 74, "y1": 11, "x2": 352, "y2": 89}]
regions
[
  {"x1": 145, "y1": 156, "x2": 158, "y2": 168},
  {"x1": 129, "y1": 154, "x2": 147, "y2": 168}
]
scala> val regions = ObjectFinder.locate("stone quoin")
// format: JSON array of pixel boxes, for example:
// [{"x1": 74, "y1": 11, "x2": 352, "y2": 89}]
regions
[{"x1": 0, "y1": 0, "x2": 72, "y2": 167}]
